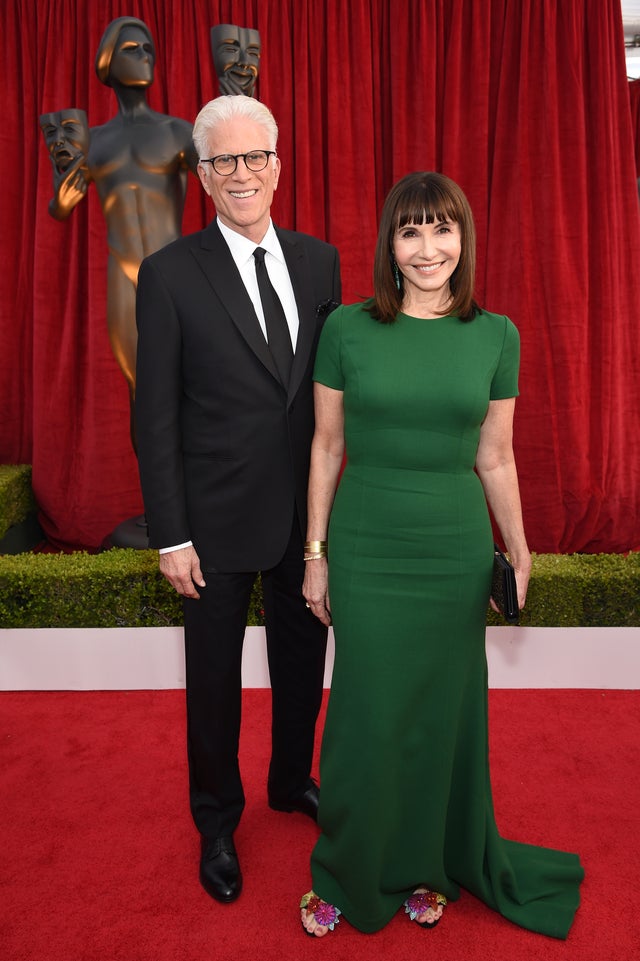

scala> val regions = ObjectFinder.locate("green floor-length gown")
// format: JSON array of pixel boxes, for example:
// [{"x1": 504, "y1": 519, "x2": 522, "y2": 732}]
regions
[{"x1": 310, "y1": 303, "x2": 584, "y2": 938}]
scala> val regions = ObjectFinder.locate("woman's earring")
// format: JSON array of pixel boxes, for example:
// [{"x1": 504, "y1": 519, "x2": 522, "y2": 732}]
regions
[{"x1": 393, "y1": 260, "x2": 402, "y2": 291}]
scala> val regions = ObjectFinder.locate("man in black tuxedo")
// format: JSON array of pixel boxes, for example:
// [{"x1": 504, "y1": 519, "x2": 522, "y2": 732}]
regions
[{"x1": 135, "y1": 96, "x2": 341, "y2": 904}]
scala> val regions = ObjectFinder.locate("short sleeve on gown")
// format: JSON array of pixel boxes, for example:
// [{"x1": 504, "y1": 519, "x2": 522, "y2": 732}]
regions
[
  {"x1": 313, "y1": 305, "x2": 345, "y2": 390},
  {"x1": 489, "y1": 316, "x2": 520, "y2": 400}
]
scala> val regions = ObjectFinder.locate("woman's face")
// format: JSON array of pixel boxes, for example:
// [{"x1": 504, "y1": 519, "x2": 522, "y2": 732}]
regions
[{"x1": 393, "y1": 219, "x2": 461, "y2": 302}]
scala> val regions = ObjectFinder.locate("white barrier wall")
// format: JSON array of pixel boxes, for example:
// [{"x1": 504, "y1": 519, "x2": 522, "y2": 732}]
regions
[{"x1": 1, "y1": 626, "x2": 639, "y2": 690}]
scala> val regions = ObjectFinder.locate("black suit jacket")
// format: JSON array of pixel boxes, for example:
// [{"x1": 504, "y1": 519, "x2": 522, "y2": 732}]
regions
[{"x1": 135, "y1": 219, "x2": 341, "y2": 572}]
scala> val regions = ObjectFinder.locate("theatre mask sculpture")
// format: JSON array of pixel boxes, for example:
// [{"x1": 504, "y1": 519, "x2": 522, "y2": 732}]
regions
[{"x1": 211, "y1": 23, "x2": 261, "y2": 97}]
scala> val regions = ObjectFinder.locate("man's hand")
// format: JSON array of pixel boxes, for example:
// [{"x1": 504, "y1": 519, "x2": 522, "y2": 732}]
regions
[{"x1": 159, "y1": 545, "x2": 206, "y2": 599}]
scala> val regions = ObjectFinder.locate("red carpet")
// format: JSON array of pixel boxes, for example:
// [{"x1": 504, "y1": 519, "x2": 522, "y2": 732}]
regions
[{"x1": 1, "y1": 689, "x2": 637, "y2": 961}]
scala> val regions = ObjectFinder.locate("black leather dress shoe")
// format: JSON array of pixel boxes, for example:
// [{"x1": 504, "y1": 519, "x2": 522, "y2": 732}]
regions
[
  {"x1": 269, "y1": 781, "x2": 320, "y2": 822},
  {"x1": 199, "y1": 835, "x2": 242, "y2": 903}
]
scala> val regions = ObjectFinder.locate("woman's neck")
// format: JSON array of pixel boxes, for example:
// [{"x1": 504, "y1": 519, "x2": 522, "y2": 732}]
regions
[{"x1": 401, "y1": 288, "x2": 452, "y2": 319}]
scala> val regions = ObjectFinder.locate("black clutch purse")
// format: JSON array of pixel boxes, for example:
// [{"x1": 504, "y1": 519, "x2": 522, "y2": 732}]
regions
[{"x1": 491, "y1": 545, "x2": 519, "y2": 624}]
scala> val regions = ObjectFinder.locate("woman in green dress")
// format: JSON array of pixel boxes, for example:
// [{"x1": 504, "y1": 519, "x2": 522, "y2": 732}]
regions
[{"x1": 299, "y1": 172, "x2": 583, "y2": 939}]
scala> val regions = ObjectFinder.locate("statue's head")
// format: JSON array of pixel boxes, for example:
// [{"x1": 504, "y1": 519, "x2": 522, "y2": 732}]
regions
[
  {"x1": 210, "y1": 24, "x2": 261, "y2": 97},
  {"x1": 95, "y1": 17, "x2": 155, "y2": 88},
  {"x1": 39, "y1": 108, "x2": 90, "y2": 173}
]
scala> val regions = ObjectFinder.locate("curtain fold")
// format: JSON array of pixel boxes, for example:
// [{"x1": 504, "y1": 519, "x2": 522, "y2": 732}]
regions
[{"x1": 1, "y1": 0, "x2": 639, "y2": 552}]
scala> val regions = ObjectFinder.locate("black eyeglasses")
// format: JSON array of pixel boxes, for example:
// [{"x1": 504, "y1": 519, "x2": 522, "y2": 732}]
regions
[{"x1": 199, "y1": 150, "x2": 276, "y2": 176}]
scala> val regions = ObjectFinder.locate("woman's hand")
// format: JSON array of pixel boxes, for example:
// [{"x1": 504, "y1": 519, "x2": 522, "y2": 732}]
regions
[
  {"x1": 303, "y1": 557, "x2": 332, "y2": 626},
  {"x1": 490, "y1": 553, "x2": 531, "y2": 615},
  {"x1": 513, "y1": 555, "x2": 532, "y2": 611}
]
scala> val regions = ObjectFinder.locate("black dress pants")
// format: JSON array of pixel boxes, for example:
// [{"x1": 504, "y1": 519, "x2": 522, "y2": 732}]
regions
[{"x1": 182, "y1": 519, "x2": 328, "y2": 839}]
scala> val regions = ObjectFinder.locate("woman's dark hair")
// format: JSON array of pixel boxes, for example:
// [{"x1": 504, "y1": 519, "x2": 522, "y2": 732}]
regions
[{"x1": 365, "y1": 171, "x2": 480, "y2": 324}]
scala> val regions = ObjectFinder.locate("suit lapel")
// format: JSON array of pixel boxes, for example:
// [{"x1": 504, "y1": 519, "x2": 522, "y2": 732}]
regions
[
  {"x1": 277, "y1": 227, "x2": 317, "y2": 401},
  {"x1": 190, "y1": 220, "x2": 281, "y2": 383}
]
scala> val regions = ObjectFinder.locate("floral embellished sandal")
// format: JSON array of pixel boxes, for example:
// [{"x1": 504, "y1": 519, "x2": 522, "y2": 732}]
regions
[
  {"x1": 404, "y1": 888, "x2": 447, "y2": 929},
  {"x1": 300, "y1": 890, "x2": 341, "y2": 937}
]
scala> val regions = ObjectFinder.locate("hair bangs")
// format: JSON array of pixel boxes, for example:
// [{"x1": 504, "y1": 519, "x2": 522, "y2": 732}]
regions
[{"x1": 394, "y1": 182, "x2": 461, "y2": 231}]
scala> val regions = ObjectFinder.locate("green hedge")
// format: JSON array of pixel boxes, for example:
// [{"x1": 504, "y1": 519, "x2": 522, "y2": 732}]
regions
[
  {"x1": 0, "y1": 549, "x2": 265, "y2": 629},
  {"x1": 0, "y1": 465, "x2": 37, "y2": 540},
  {"x1": 1, "y1": 464, "x2": 637, "y2": 629},
  {"x1": 486, "y1": 551, "x2": 640, "y2": 627},
  {"x1": 1, "y1": 546, "x2": 638, "y2": 629}
]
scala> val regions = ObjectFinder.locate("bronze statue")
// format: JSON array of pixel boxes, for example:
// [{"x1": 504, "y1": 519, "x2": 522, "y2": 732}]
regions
[
  {"x1": 210, "y1": 24, "x2": 261, "y2": 97},
  {"x1": 40, "y1": 17, "x2": 198, "y2": 447}
]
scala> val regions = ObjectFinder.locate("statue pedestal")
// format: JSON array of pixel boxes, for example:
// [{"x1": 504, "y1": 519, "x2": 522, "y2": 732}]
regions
[{"x1": 103, "y1": 514, "x2": 149, "y2": 550}]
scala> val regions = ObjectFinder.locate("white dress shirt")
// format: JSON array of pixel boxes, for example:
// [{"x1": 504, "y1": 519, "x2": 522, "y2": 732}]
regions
[{"x1": 218, "y1": 217, "x2": 299, "y2": 348}]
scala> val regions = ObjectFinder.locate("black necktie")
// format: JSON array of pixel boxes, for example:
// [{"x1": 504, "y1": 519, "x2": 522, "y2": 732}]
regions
[{"x1": 253, "y1": 246, "x2": 293, "y2": 387}]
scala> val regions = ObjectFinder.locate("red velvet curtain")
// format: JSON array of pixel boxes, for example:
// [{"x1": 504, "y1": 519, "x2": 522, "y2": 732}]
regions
[
  {"x1": 2, "y1": 0, "x2": 639, "y2": 553},
  {"x1": 629, "y1": 77, "x2": 640, "y2": 173}
]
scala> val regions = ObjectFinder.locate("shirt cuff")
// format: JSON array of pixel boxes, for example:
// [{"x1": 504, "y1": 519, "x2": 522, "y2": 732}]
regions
[{"x1": 159, "y1": 541, "x2": 193, "y2": 554}]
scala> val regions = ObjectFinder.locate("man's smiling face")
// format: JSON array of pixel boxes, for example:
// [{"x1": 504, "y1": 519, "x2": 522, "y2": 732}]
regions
[{"x1": 197, "y1": 117, "x2": 280, "y2": 243}]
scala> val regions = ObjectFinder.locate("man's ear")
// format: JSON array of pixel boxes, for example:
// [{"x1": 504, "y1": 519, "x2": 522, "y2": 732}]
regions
[
  {"x1": 197, "y1": 163, "x2": 211, "y2": 196},
  {"x1": 273, "y1": 156, "x2": 281, "y2": 191}
]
